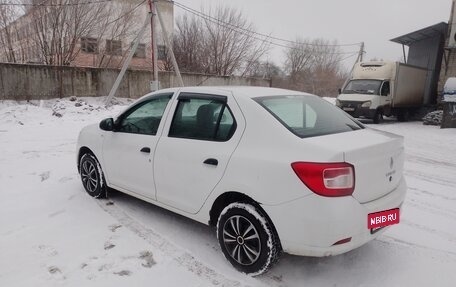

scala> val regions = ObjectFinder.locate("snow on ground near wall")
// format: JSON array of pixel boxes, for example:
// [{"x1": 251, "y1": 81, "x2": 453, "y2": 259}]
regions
[
  {"x1": 323, "y1": 97, "x2": 337, "y2": 105},
  {"x1": 0, "y1": 98, "x2": 455, "y2": 286}
]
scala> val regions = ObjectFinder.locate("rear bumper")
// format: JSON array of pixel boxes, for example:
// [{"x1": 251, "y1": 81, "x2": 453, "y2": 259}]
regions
[{"x1": 262, "y1": 177, "x2": 406, "y2": 257}]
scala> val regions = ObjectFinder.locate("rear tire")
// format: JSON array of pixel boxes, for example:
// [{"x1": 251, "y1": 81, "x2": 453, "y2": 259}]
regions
[
  {"x1": 79, "y1": 153, "x2": 107, "y2": 198},
  {"x1": 397, "y1": 109, "x2": 409, "y2": 122},
  {"x1": 216, "y1": 202, "x2": 281, "y2": 276}
]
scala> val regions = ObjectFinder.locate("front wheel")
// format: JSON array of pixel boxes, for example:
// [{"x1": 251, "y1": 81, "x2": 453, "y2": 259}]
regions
[
  {"x1": 216, "y1": 202, "x2": 281, "y2": 275},
  {"x1": 372, "y1": 110, "x2": 383, "y2": 124},
  {"x1": 79, "y1": 153, "x2": 107, "y2": 198}
]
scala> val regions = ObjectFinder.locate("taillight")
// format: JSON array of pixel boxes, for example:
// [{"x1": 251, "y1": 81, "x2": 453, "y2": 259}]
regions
[{"x1": 291, "y1": 162, "x2": 355, "y2": 197}]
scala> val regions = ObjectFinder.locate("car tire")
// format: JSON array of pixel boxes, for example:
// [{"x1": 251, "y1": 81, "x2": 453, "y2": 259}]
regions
[
  {"x1": 373, "y1": 110, "x2": 382, "y2": 124},
  {"x1": 79, "y1": 153, "x2": 107, "y2": 198},
  {"x1": 397, "y1": 109, "x2": 409, "y2": 122},
  {"x1": 216, "y1": 202, "x2": 281, "y2": 276}
]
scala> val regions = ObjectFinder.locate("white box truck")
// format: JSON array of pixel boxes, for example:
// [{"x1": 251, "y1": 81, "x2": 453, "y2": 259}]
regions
[{"x1": 336, "y1": 61, "x2": 427, "y2": 123}]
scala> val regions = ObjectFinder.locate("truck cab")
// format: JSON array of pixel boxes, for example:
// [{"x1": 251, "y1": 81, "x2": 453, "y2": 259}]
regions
[{"x1": 337, "y1": 78, "x2": 391, "y2": 123}]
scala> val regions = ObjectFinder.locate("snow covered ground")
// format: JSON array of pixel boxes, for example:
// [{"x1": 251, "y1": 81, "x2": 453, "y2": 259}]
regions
[{"x1": 1, "y1": 98, "x2": 455, "y2": 286}]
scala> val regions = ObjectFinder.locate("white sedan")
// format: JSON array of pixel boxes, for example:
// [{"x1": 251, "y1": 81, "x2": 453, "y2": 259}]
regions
[{"x1": 77, "y1": 86, "x2": 406, "y2": 275}]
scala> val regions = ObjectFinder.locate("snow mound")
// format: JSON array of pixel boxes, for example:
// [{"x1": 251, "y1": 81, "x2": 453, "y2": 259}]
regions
[
  {"x1": 51, "y1": 99, "x2": 104, "y2": 117},
  {"x1": 0, "y1": 97, "x2": 132, "y2": 125},
  {"x1": 422, "y1": 110, "x2": 443, "y2": 126},
  {"x1": 443, "y1": 77, "x2": 456, "y2": 93},
  {"x1": 443, "y1": 94, "x2": 456, "y2": 102}
]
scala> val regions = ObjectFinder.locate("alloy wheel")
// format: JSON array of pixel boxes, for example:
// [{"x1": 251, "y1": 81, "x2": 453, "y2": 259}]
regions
[
  {"x1": 222, "y1": 215, "x2": 261, "y2": 266},
  {"x1": 81, "y1": 160, "x2": 98, "y2": 193}
]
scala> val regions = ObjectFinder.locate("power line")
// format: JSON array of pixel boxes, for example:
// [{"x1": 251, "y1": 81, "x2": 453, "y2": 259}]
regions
[
  {"x1": 173, "y1": 1, "x2": 362, "y2": 48},
  {"x1": 334, "y1": 52, "x2": 359, "y2": 63},
  {"x1": 105, "y1": 0, "x2": 146, "y2": 26},
  {"x1": 0, "y1": 0, "x2": 112, "y2": 7},
  {"x1": 173, "y1": 2, "x2": 359, "y2": 55}
]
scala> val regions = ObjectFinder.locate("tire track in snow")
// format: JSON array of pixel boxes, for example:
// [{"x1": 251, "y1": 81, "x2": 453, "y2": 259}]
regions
[
  {"x1": 405, "y1": 154, "x2": 456, "y2": 169},
  {"x1": 97, "y1": 199, "x2": 246, "y2": 287},
  {"x1": 401, "y1": 219, "x2": 456, "y2": 244},
  {"x1": 377, "y1": 235, "x2": 456, "y2": 258},
  {"x1": 404, "y1": 197, "x2": 456, "y2": 221},
  {"x1": 408, "y1": 186, "x2": 456, "y2": 202},
  {"x1": 404, "y1": 170, "x2": 456, "y2": 189}
]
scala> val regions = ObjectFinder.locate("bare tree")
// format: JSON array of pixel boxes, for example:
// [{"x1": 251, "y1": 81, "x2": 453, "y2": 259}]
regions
[
  {"x1": 0, "y1": 0, "x2": 143, "y2": 68},
  {"x1": 95, "y1": 2, "x2": 142, "y2": 68},
  {"x1": 172, "y1": 13, "x2": 207, "y2": 73},
  {"x1": 283, "y1": 38, "x2": 347, "y2": 96},
  {"x1": 0, "y1": 3, "x2": 22, "y2": 62},
  {"x1": 284, "y1": 38, "x2": 314, "y2": 80},
  {"x1": 172, "y1": 6, "x2": 269, "y2": 76},
  {"x1": 243, "y1": 60, "x2": 283, "y2": 79},
  {"x1": 28, "y1": 0, "x2": 110, "y2": 66}
]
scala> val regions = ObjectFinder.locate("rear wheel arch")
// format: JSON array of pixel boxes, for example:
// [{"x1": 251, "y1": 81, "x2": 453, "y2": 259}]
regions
[
  {"x1": 214, "y1": 198, "x2": 282, "y2": 275},
  {"x1": 209, "y1": 192, "x2": 256, "y2": 226},
  {"x1": 209, "y1": 192, "x2": 280, "y2": 242}
]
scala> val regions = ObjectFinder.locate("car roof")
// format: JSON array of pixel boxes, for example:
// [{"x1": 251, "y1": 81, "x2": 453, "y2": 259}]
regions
[{"x1": 156, "y1": 86, "x2": 313, "y2": 99}]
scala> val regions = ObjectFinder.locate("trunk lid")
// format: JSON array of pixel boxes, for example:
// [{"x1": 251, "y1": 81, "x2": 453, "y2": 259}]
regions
[{"x1": 304, "y1": 128, "x2": 404, "y2": 203}]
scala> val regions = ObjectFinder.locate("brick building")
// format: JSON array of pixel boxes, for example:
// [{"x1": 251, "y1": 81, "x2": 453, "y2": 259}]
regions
[{"x1": 0, "y1": 0, "x2": 173, "y2": 70}]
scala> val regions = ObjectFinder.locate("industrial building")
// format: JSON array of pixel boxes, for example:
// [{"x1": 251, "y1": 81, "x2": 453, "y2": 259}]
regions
[
  {"x1": 390, "y1": 0, "x2": 456, "y2": 105},
  {"x1": 0, "y1": 0, "x2": 173, "y2": 70}
]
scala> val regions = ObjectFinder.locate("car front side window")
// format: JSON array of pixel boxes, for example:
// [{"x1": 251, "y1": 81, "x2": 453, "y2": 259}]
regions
[
  {"x1": 116, "y1": 94, "x2": 172, "y2": 135},
  {"x1": 168, "y1": 94, "x2": 236, "y2": 141}
]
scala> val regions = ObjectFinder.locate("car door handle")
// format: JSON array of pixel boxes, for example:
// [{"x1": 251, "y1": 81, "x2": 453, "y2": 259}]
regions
[
  {"x1": 140, "y1": 147, "x2": 151, "y2": 153},
  {"x1": 203, "y1": 158, "x2": 218, "y2": 166}
]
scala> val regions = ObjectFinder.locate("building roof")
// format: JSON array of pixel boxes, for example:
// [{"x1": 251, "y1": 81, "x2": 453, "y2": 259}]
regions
[{"x1": 390, "y1": 22, "x2": 448, "y2": 46}]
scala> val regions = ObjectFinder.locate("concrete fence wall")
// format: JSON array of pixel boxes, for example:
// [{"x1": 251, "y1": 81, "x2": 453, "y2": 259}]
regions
[{"x1": 0, "y1": 63, "x2": 271, "y2": 100}]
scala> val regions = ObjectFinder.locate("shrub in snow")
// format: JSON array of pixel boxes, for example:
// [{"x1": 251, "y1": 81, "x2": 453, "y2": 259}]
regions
[{"x1": 422, "y1": 110, "x2": 443, "y2": 126}]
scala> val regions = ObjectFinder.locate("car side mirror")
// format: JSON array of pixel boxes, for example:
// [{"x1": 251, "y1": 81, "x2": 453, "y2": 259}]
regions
[
  {"x1": 99, "y1": 118, "x2": 114, "y2": 131},
  {"x1": 338, "y1": 88, "x2": 342, "y2": 95}
]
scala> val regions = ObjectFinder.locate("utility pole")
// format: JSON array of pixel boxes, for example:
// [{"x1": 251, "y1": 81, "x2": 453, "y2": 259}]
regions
[
  {"x1": 105, "y1": 13, "x2": 152, "y2": 106},
  {"x1": 342, "y1": 42, "x2": 365, "y2": 90},
  {"x1": 156, "y1": 3, "x2": 184, "y2": 87},
  {"x1": 358, "y1": 42, "x2": 365, "y2": 62},
  {"x1": 148, "y1": 0, "x2": 159, "y2": 91}
]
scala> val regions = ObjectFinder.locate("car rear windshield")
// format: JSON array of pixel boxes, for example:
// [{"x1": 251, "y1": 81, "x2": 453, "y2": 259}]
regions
[{"x1": 254, "y1": 95, "x2": 364, "y2": 138}]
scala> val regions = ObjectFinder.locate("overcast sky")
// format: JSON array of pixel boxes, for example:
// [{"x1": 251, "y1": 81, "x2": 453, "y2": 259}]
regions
[{"x1": 174, "y1": 0, "x2": 452, "y2": 70}]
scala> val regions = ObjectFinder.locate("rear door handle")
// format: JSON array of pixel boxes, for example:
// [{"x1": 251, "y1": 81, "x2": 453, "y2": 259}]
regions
[
  {"x1": 203, "y1": 158, "x2": 218, "y2": 166},
  {"x1": 140, "y1": 147, "x2": 151, "y2": 153}
]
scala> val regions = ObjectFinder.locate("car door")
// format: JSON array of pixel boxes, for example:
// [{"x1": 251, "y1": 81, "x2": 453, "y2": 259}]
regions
[
  {"x1": 154, "y1": 89, "x2": 244, "y2": 214},
  {"x1": 380, "y1": 80, "x2": 391, "y2": 107},
  {"x1": 102, "y1": 93, "x2": 174, "y2": 199}
]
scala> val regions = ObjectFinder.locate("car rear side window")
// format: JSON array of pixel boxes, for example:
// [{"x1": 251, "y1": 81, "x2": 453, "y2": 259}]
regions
[
  {"x1": 169, "y1": 94, "x2": 236, "y2": 141},
  {"x1": 255, "y1": 95, "x2": 363, "y2": 138}
]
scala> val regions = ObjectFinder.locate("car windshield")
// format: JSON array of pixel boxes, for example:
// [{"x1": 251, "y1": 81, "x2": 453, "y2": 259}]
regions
[
  {"x1": 343, "y1": 79, "x2": 382, "y2": 95},
  {"x1": 255, "y1": 95, "x2": 364, "y2": 138}
]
